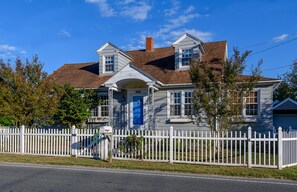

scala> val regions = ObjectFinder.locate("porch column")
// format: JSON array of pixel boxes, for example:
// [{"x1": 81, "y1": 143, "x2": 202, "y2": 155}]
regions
[
  {"x1": 147, "y1": 83, "x2": 155, "y2": 130},
  {"x1": 108, "y1": 87, "x2": 114, "y2": 127}
]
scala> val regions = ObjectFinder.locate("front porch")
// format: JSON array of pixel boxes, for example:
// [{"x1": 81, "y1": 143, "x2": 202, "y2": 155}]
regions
[{"x1": 89, "y1": 64, "x2": 161, "y2": 130}]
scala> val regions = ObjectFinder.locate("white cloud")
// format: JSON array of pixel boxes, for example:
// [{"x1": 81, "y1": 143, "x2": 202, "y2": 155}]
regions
[
  {"x1": 122, "y1": 2, "x2": 212, "y2": 49},
  {"x1": 121, "y1": 0, "x2": 135, "y2": 4},
  {"x1": 0, "y1": 44, "x2": 16, "y2": 52},
  {"x1": 59, "y1": 29, "x2": 71, "y2": 38},
  {"x1": 20, "y1": 50, "x2": 27, "y2": 55},
  {"x1": 0, "y1": 52, "x2": 16, "y2": 59},
  {"x1": 85, "y1": 0, "x2": 116, "y2": 17},
  {"x1": 120, "y1": 1, "x2": 151, "y2": 21},
  {"x1": 272, "y1": 34, "x2": 289, "y2": 42},
  {"x1": 122, "y1": 32, "x2": 149, "y2": 50},
  {"x1": 156, "y1": 13, "x2": 201, "y2": 40},
  {"x1": 168, "y1": 29, "x2": 213, "y2": 42},
  {"x1": 0, "y1": 44, "x2": 27, "y2": 59},
  {"x1": 164, "y1": 0, "x2": 180, "y2": 16},
  {"x1": 184, "y1": 5, "x2": 195, "y2": 14}
]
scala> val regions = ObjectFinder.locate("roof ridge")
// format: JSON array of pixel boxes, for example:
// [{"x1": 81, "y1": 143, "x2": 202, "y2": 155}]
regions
[
  {"x1": 204, "y1": 40, "x2": 227, "y2": 44},
  {"x1": 124, "y1": 41, "x2": 227, "y2": 52},
  {"x1": 63, "y1": 62, "x2": 97, "y2": 65},
  {"x1": 125, "y1": 46, "x2": 173, "y2": 52}
]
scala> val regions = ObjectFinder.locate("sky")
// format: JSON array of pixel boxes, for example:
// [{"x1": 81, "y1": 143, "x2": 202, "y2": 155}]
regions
[{"x1": 0, "y1": 0, "x2": 296, "y2": 78}]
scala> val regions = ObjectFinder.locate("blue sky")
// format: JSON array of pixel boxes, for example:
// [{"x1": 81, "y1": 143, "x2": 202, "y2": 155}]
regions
[{"x1": 0, "y1": 0, "x2": 296, "y2": 78}]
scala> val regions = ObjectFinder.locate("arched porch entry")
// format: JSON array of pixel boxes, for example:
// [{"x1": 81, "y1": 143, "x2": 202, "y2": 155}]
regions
[{"x1": 103, "y1": 64, "x2": 160, "y2": 130}]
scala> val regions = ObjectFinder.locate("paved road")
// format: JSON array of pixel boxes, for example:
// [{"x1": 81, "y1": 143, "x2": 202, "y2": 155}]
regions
[{"x1": 0, "y1": 163, "x2": 296, "y2": 192}]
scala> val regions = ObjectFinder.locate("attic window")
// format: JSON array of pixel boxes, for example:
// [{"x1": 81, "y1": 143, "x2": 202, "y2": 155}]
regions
[
  {"x1": 104, "y1": 55, "x2": 114, "y2": 72},
  {"x1": 181, "y1": 48, "x2": 193, "y2": 66}
]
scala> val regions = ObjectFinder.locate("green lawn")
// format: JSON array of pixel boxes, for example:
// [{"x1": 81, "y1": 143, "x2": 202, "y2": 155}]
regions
[{"x1": 0, "y1": 153, "x2": 296, "y2": 180}]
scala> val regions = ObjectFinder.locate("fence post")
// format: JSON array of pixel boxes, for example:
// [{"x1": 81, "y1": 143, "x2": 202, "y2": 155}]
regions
[
  {"x1": 71, "y1": 125, "x2": 78, "y2": 157},
  {"x1": 278, "y1": 127, "x2": 283, "y2": 170},
  {"x1": 20, "y1": 125, "x2": 25, "y2": 155},
  {"x1": 169, "y1": 126, "x2": 173, "y2": 163},
  {"x1": 248, "y1": 126, "x2": 252, "y2": 168}
]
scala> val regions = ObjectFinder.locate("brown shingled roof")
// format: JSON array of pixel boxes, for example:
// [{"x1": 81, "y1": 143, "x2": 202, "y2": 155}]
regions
[
  {"x1": 125, "y1": 41, "x2": 227, "y2": 84},
  {"x1": 50, "y1": 40, "x2": 278, "y2": 88},
  {"x1": 49, "y1": 62, "x2": 111, "y2": 89}
]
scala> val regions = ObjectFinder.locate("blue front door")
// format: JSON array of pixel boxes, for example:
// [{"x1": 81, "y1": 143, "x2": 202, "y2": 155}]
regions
[{"x1": 133, "y1": 96, "x2": 144, "y2": 125}]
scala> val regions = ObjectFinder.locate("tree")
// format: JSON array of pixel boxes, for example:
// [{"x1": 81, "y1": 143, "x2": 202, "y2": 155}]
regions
[
  {"x1": 0, "y1": 56, "x2": 61, "y2": 127},
  {"x1": 189, "y1": 48, "x2": 261, "y2": 134},
  {"x1": 56, "y1": 84, "x2": 99, "y2": 128},
  {"x1": 274, "y1": 60, "x2": 297, "y2": 101},
  {"x1": 0, "y1": 117, "x2": 13, "y2": 126}
]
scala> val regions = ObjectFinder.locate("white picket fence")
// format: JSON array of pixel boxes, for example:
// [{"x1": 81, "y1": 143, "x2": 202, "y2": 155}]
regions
[
  {"x1": 1, "y1": 126, "x2": 297, "y2": 169},
  {"x1": 0, "y1": 126, "x2": 109, "y2": 159}
]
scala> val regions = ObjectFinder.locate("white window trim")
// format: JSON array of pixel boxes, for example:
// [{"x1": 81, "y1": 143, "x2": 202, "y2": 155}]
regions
[
  {"x1": 178, "y1": 48, "x2": 193, "y2": 69},
  {"x1": 167, "y1": 90, "x2": 194, "y2": 121},
  {"x1": 102, "y1": 55, "x2": 115, "y2": 74},
  {"x1": 243, "y1": 89, "x2": 261, "y2": 119},
  {"x1": 90, "y1": 92, "x2": 109, "y2": 119}
]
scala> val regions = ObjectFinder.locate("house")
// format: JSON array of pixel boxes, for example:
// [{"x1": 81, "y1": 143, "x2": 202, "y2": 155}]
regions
[
  {"x1": 273, "y1": 98, "x2": 297, "y2": 131},
  {"x1": 50, "y1": 33, "x2": 281, "y2": 131}
]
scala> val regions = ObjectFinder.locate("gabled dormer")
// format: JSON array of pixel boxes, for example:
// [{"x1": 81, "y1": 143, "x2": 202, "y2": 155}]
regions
[
  {"x1": 96, "y1": 42, "x2": 132, "y2": 75},
  {"x1": 172, "y1": 33, "x2": 205, "y2": 70}
]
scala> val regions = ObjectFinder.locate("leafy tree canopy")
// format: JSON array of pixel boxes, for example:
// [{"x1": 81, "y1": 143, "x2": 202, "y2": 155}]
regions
[
  {"x1": 0, "y1": 56, "x2": 61, "y2": 127},
  {"x1": 274, "y1": 60, "x2": 297, "y2": 101},
  {"x1": 56, "y1": 84, "x2": 99, "y2": 128},
  {"x1": 189, "y1": 48, "x2": 261, "y2": 133}
]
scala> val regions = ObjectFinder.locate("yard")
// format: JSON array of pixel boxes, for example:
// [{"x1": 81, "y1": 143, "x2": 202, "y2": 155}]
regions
[{"x1": 0, "y1": 154, "x2": 297, "y2": 180}]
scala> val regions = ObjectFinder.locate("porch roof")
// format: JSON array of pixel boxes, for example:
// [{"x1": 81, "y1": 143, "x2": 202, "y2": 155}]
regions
[{"x1": 103, "y1": 64, "x2": 160, "y2": 89}]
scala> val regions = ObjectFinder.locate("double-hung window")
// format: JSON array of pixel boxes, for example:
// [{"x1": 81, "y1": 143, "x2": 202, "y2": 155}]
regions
[
  {"x1": 169, "y1": 90, "x2": 193, "y2": 118},
  {"x1": 245, "y1": 91, "x2": 258, "y2": 116},
  {"x1": 99, "y1": 94, "x2": 109, "y2": 117},
  {"x1": 170, "y1": 92, "x2": 181, "y2": 116},
  {"x1": 104, "y1": 55, "x2": 114, "y2": 72},
  {"x1": 181, "y1": 49, "x2": 193, "y2": 66},
  {"x1": 91, "y1": 93, "x2": 109, "y2": 117},
  {"x1": 184, "y1": 91, "x2": 193, "y2": 115}
]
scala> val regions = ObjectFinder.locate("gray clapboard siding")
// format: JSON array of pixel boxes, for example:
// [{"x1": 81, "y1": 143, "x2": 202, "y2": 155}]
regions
[
  {"x1": 118, "y1": 53, "x2": 131, "y2": 72},
  {"x1": 98, "y1": 44, "x2": 130, "y2": 75},
  {"x1": 154, "y1": 89, "x2": 208, "y2": 131},
  {"x1": 153, "y1": 85, "x2": 275, "y2": 131},
  {"x1": 89, "y1": 83, "x2": 275, "y2": 131}
]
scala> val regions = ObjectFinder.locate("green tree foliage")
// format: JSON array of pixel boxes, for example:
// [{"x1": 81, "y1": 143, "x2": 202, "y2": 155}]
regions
[
  {"x1": 189, "y1": 48, "x2": 261, "y2": 133},
  {"x1": 274, "y1": 60, "x2": 297, "y2": 101},
  {"x1": 56, "y1": 84, "x2": 99, "y2": 128},
  {"x1": 0, "y1": 117, "x2": 13, "y2": 126},
  {"x1": 0, "y1": 56, "x2": 61, "y2": 127}
]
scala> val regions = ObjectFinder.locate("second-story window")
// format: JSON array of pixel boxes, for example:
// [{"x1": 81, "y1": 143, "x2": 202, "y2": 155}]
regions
[
  {"x1": 181, "y1": 49, "x2": 193, "y2": 66},
  {"x1": 104, "y1": 55, "x2": 114, "y2": 72}
]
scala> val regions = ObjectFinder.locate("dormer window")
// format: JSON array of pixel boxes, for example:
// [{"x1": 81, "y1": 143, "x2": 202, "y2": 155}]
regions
[
  {"x1": 181, "y1": 48, "x2": 193, "y2": 66},
  {"x1": 172, "y1": 33, "x2": 205, "y2": 71},
  {"x1": 104, "y1": 55, "x2": 114, "y2": 73}
]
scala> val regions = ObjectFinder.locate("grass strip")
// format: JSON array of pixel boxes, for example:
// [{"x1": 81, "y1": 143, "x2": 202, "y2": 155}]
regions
[{"x1": 0, "y1": 154, "x2": 296, "y2": 180}]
